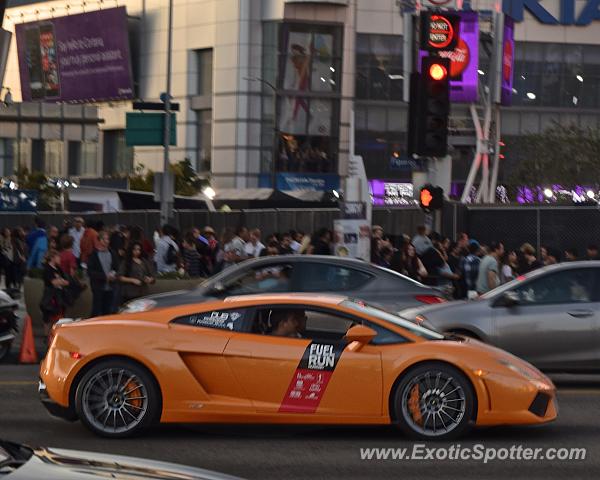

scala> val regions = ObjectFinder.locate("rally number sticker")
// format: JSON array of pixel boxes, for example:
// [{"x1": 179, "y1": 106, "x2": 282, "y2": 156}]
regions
[
  {"x1": 279, "y1": 341, "x2": 346, "y2": 414},
  {"x1": 174, "y1": 310, "x2": 244, "y2": 331}
]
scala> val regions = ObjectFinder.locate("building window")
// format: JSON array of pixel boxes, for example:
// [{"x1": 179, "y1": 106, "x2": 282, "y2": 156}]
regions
[
  {"x1": 356, "y1": 34, "x2": 404, "y2": 101},
  {"x1": 31, "y1": 139, "x2": 44, "y2": 172},
  {"x1": 355, "y1": 105, "x2": 408, "y2": 180},
  {"x1": 196, "y1": 49, "x2": 213, "y2": 96},
  {"x1": 196, "y1": 109, "x2": 212, "y2": 173},
  {"x1": 0, "y1": 139, "x2": 14, "y2": 176},
  {"x1": 512, "y1": 42, "x2": 600, "y2": 108},
  {"x1": 261, "y1": 22, "x2": 343, "y2": 176},
  {"x1": 103, "y1": 130, "x2": 132, "y2": 175},
  {"x1": 68, "y1": 141, "x2": 98, "y2": 176}
]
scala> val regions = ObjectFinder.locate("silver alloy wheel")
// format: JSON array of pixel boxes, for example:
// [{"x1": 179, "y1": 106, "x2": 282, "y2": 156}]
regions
[
  {"x1": 400, "y1": 370, "x2": 466, "y2": 437},
  {"x1": 81, "y1": 367, "x2": 149, "y2": 435}
]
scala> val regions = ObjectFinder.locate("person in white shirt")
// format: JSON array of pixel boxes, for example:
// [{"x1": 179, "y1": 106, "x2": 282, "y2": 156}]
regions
[
  {"x1": 156, "y1": 225, "x2": 180, "y2": 274},
  {"x1": 412, "y1": 225, "x2": 433, "y2": 256},
  {"x1": 244, "y1": 228, "x2": 265, "y2": 258},
  {"x1": 68, "y1": 217, "x2": 85, "y2": 261},
  {"x1": 289, "y1": 231, "x2": 303, "y2": 253}
]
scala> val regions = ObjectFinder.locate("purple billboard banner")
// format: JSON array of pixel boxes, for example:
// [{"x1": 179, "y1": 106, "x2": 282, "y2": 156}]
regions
[
  {"x1": 418, "y1": 11, "x2": 479, "y2": 103},
  {"x1": 16, "y1": 7, "x2": 134, "y2": 103},
  {"x1": 500, "y1": 16, "x2": 515, "y2": 106}
]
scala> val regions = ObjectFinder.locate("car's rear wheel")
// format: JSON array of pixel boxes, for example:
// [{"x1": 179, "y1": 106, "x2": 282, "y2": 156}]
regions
[
  {"x1": 75, "y1": 359, "x2": 160, "y2": 438},
  {"x1": 393, "y1": 362, "x2": 474, "y2": 440}
]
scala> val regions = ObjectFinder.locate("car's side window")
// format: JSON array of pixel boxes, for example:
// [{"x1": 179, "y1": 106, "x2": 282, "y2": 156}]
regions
[
  {"x1": 252, "y1": 306, "x2": 407, "y2": 344},
  {"x1": 298, "y1": 263, "x2": 374, "y2": 292},
  {"x1": 223, "y1": 263, "x2": 294, "y2": 295},
  {"x1": 512, "y1": 269, "x2": 597, "y2": 305},
  {"x1": 172, "y1": 308, "x2": 251, "y2": 332}
]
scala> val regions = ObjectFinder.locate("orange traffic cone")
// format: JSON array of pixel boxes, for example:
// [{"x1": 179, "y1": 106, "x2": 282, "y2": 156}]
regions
[{"x1": 19, "y1": 314, "x2": 38, "y2": 364}]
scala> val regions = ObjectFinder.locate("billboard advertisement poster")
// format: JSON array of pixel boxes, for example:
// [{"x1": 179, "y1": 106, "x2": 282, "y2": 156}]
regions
[
  {"x1": 418, "y1": 11, "x2": 479, "y2": 103},
  {"x1": 333, "y1": 219, "x2": 371, "y2": 261},
  {"x1": 15, "y1": 7, "x2": 134, "y2": 103},
  {"x1": 500, "y1": 16, "x2": 515, "y2": 106},
  {"x1": 258, "y1": 173, "x2": 340, "y2": 191}
]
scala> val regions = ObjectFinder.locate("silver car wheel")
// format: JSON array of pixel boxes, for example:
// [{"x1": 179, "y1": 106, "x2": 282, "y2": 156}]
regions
[
  {"x1": 81, "y1": 367, "x2": 149, "y2": 435},
  {"x1": 400, "y1": 370, "x2": 466, "y2": 437}
]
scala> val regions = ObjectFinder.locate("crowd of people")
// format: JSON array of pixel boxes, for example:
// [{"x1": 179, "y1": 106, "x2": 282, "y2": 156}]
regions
[
  {"x1": 370, "y1": 224, "x2": 600, "y2": 299},
  {"x1": 0, "y1": 217, "x2": 338, "y2": 336},
  {"x1": 1, "y1": 215, "x2": 598, "y2": 339}
]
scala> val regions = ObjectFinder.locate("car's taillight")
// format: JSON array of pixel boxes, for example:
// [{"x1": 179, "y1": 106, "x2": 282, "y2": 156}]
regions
[{"x1": 415, "y1": 295, "x2": 446, "y2": 304}]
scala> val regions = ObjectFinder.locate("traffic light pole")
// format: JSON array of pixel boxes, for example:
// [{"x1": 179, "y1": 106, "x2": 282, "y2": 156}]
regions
[{"x1": 161, "y1": 0, "x2": 174, "y2": 226}]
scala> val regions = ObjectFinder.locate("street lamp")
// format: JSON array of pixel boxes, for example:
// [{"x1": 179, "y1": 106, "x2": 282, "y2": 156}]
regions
[{"x1": 244, "y1": 76, "x2": 278, "y2": 190}]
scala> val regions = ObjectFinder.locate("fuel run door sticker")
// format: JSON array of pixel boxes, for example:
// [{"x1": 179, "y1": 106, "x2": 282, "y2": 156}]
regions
[{"x1": 279, "y1": 341, "x2": 346, "y2": 413}]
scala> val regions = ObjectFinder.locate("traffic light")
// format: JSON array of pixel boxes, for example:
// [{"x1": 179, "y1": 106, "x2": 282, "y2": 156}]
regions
[
  {"x1": 408, "y1": 57, "x2": 451, "y2": 157},
  {"x1": 419, "y1": 184, "x2": 444, "y2": 211}
]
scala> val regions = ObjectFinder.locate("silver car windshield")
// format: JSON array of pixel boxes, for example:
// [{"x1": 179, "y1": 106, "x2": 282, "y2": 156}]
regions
[{"x1": 341, "y1": 299, "x2": 444, "y2": 340}]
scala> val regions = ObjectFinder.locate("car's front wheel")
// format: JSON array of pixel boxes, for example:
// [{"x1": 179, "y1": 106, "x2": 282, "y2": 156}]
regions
[
  {"x1": 393, "y1": 362, "x2": 475, "y2": 440},
  {"x1": 75, "y1": 359, "x2": 160, "y2": 438}
]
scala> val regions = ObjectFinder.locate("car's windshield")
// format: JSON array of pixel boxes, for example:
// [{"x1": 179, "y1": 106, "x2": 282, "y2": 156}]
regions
[{"x1": 341, "y1": 299, "x2": 444, "y2": 340}]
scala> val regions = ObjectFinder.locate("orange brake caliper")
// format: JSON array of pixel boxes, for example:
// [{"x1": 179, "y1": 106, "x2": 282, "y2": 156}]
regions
[{"x1": 408, "y1": 384, "x2": 423, "y2": 425}]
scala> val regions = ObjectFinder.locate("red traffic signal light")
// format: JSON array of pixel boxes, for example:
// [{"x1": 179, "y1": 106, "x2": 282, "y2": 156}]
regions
[
  {"x1": 419, "y1": 184, "x2": 444, "y2": 211},
  {"x1": 420, "y1": 188, "x2": 434, "y2": 208},
  {"x1": 429, "y1": 63, "x2": 448, "y2": 81}
]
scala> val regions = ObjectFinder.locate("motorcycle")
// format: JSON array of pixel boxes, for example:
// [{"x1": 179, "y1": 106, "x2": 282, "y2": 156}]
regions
[{"x1": 0, "y1": 289, "x2": 18, "y2": 362}]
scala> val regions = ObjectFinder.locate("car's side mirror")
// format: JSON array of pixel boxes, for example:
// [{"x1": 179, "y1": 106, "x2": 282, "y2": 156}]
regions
[
  {"x1": 495, "y1": 291, "x2": 520, "y2": 308},
  {"x1": 344, "y1": 325, "x2": 377, "y2": 351},
  {"x1": 210, "y1": 282, "x2": 226, "y2": 296}
]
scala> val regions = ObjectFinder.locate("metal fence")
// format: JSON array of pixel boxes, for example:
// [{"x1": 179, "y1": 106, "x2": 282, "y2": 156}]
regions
[
  {"x1": 444, "y1": 203, "x2": 600, "y2": 254},
  {"x1": 0, "y1": 207, "x2": 426, "y2": 243},
  {"x1": 3, "y1": 204, "x2": 597, "y2": 254}
]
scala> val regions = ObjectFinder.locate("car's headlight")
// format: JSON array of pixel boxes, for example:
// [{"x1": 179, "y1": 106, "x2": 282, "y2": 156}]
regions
[
  {"x1": 120, "y1": 299, "x2": 157, "y2": 313},
  {"x1": 497, "y1": 359, "x2": 539, "y2": 380}
]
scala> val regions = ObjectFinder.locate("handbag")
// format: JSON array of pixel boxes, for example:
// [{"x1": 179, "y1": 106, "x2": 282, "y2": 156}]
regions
[{"x1": 40, "y1": 286, "x2": 64, "y2": 315}]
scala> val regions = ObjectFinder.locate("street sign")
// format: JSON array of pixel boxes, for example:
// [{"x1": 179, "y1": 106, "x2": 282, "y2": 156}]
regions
[
  {"x1": 420, "y1": 12, "x2": 460, "y2": 52},
  {"x1": 125, "y1": 112, "x2": 176, "y2": 146},
  {"x1": 133, "y1": 101, "x2": 180, "y2": 111}
]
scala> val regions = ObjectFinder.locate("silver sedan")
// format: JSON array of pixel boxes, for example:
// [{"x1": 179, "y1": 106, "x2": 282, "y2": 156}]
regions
[{"x1": 399, "y1": 261, "x2": 600, "y2": 372}]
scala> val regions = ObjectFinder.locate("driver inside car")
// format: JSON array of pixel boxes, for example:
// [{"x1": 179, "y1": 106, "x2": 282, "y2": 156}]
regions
[{"x1": 269, "y1": 309, "x2": 307, "y2": 338}]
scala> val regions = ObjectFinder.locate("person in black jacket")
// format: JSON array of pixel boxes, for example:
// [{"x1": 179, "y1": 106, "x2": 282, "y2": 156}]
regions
[{"x1": 87, "y1": 231, "x2": 120, "y2": 317}]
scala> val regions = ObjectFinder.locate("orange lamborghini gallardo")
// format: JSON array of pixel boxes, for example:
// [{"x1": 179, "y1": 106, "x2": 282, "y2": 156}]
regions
[{"x1": 39, "y1": 294, "x2": 557, "y2": 439}]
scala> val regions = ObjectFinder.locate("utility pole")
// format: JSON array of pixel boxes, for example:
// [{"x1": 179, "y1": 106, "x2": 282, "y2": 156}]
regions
[{"x1": 160, "y1": 0, "x2": 174, "y2": 226}]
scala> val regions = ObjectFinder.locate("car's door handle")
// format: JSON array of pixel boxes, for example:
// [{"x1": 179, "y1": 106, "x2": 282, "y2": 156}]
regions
[{"x1": 567, "y1": 310, "x2": 594, "y2": 318}]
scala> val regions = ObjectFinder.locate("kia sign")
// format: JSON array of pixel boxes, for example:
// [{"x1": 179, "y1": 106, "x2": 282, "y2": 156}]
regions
[
  {"x1": 15, "y1": 7, "x2": 134, "y2": 103},
  {"x1": 500, "y1": 16, "x2": 515, "y2": 106},
  {"x1": 420, "y1": 11, "x2": 479, "y2": 103},
  {"x1": 502, "y1": 0, "x2": 600, "y2": 25}
]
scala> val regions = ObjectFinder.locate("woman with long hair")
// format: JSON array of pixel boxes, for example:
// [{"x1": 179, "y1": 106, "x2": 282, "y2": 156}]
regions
[
  {"x1": 118, "y1": 241, "x2": 156, "y2": 305},
  {"x1": 402, "y1": 243, "x2": 428, "y2": 282},
  {"x1": 11, "y1": 227, "x2": 27, "y2": 289}
]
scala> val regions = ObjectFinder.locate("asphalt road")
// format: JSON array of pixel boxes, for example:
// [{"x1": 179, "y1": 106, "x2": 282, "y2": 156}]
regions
[{"x1": 1, "y1": 365, "x2": 599, "y2": 479}]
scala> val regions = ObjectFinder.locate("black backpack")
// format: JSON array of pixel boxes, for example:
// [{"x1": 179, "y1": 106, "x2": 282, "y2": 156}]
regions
[{"x1": 165, "y1": 243, "x2": 178, "y2": 265}]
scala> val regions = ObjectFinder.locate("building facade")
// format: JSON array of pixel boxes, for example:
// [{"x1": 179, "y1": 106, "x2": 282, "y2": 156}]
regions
[{"x1": 2, "y1": 0, "x2": 600, "y2": 193}]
